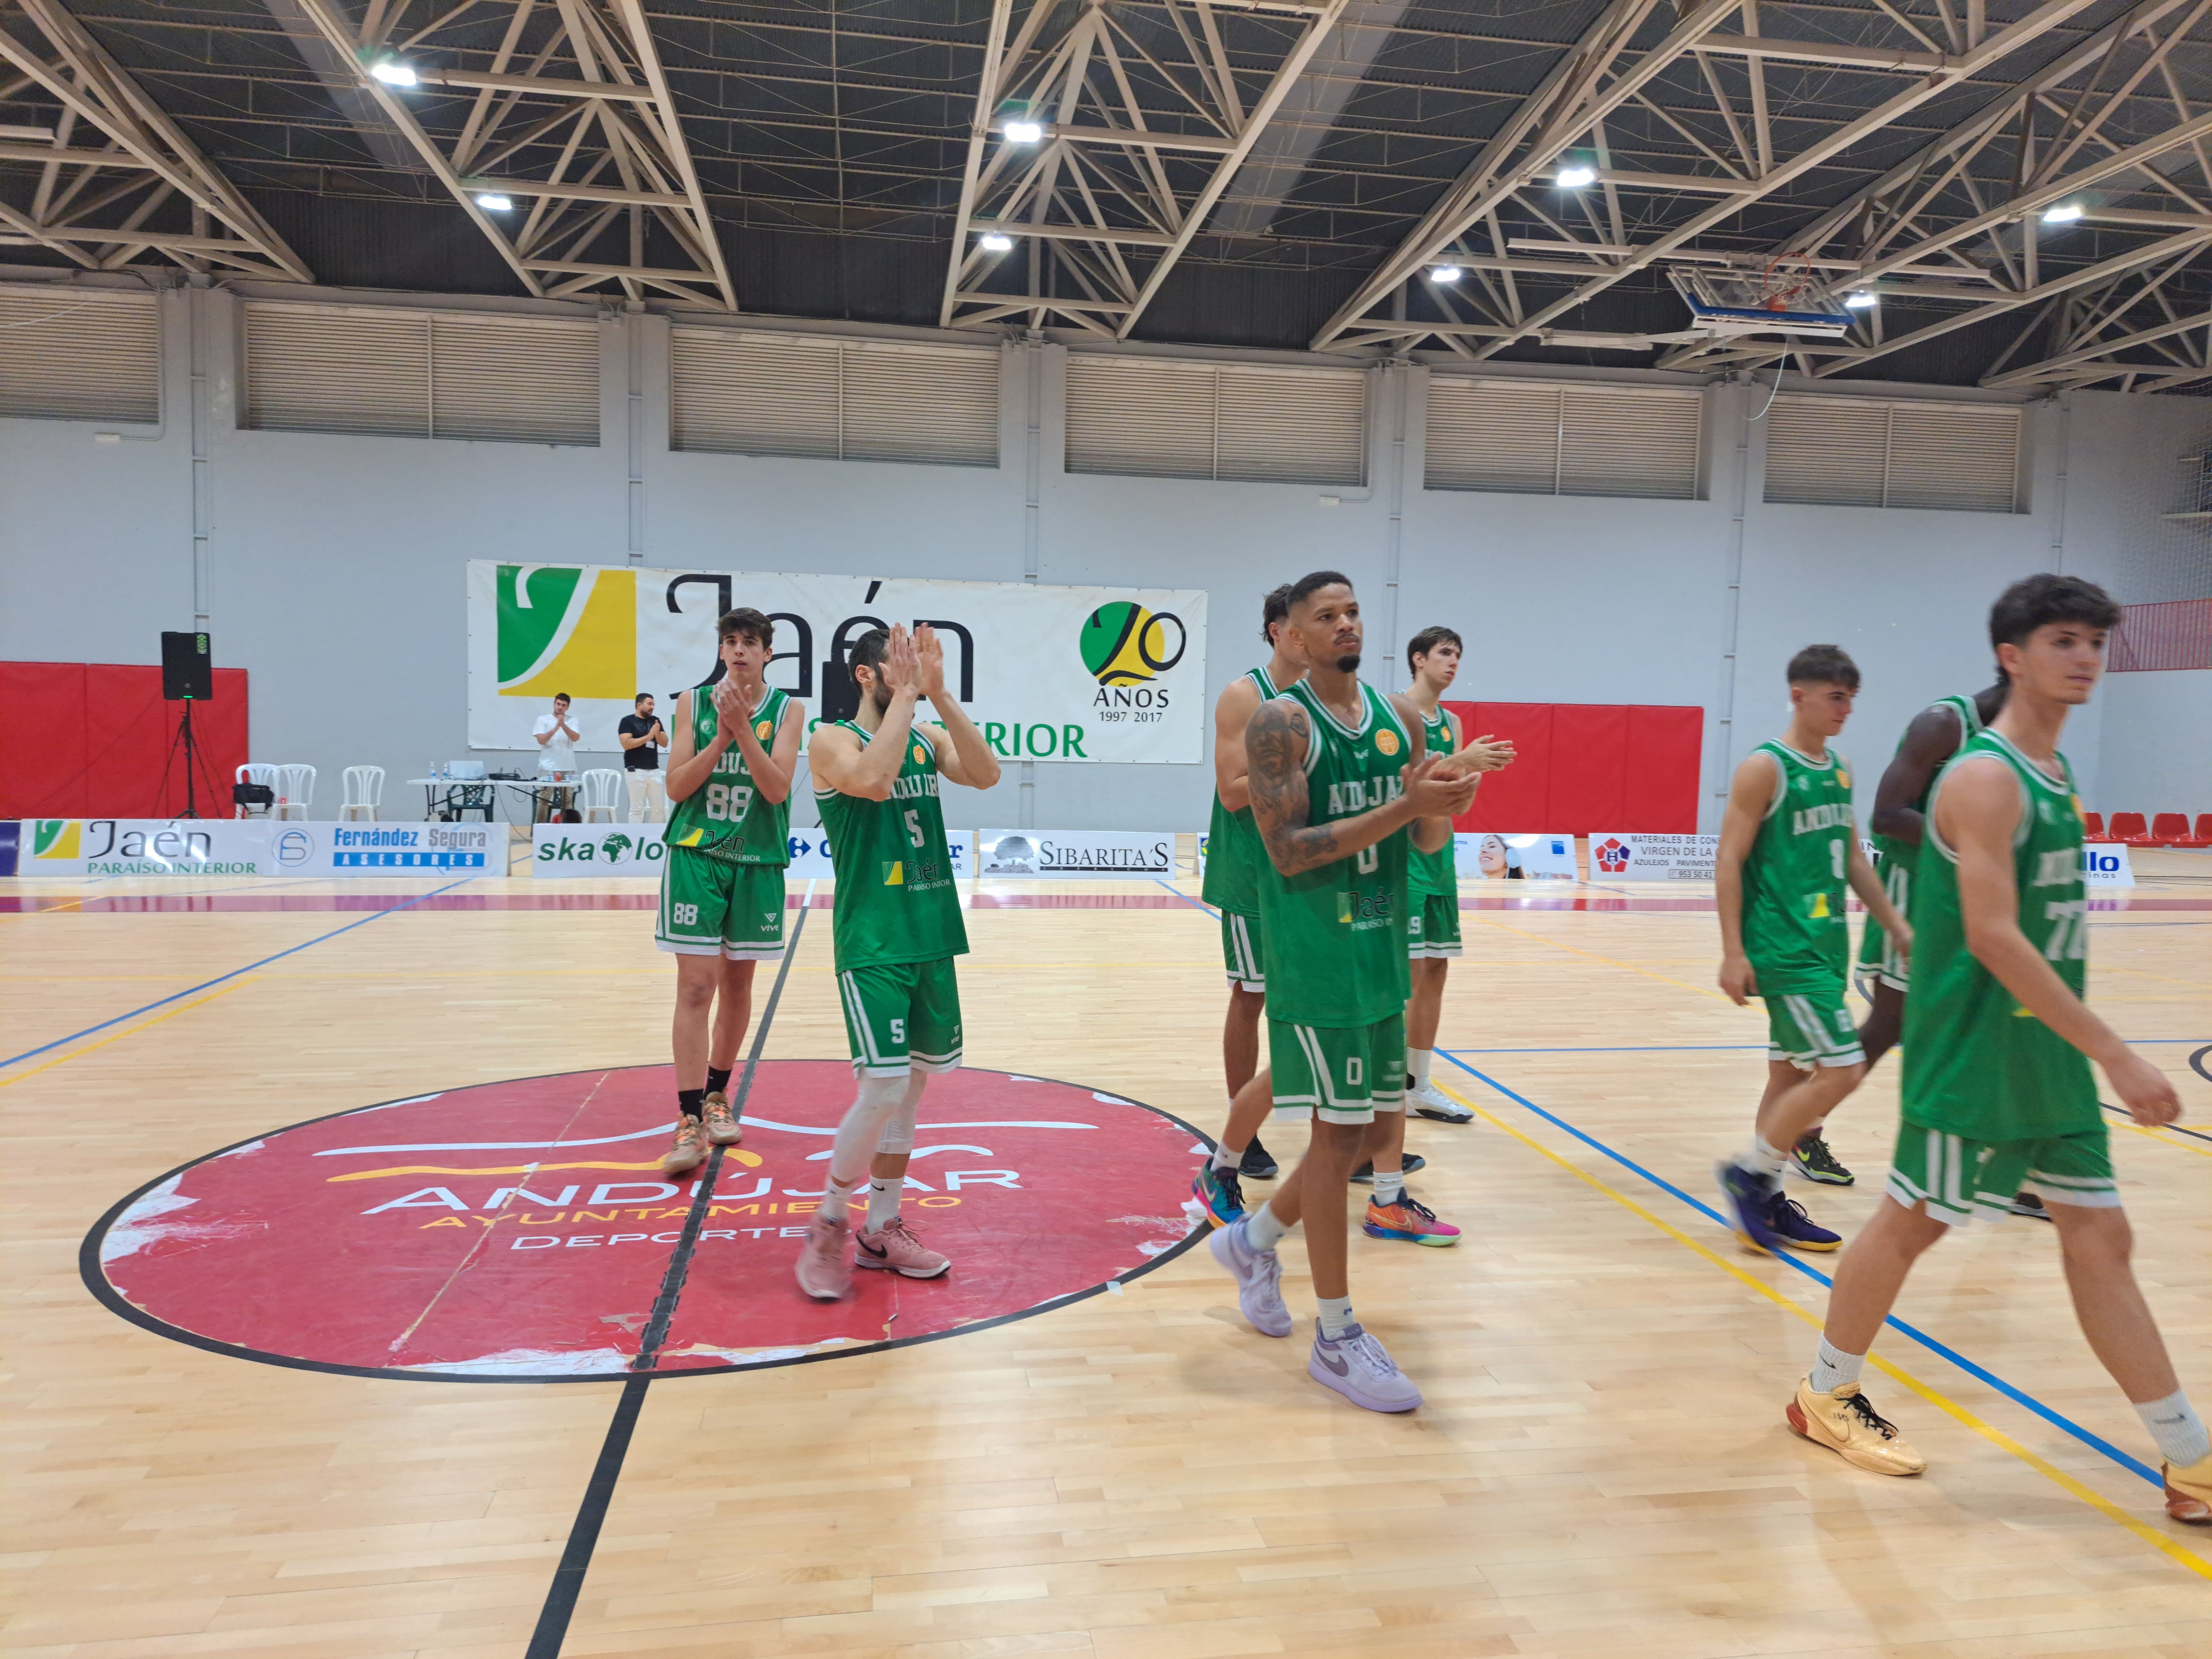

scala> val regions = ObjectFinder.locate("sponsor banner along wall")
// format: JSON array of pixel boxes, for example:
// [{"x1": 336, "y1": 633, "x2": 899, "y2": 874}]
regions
[
  {"x1": 2083, "y1": 843, "x2": 2135, "y2": 887},
  {"x1": 23, "y1": 819, "x2": 499, "y2": 877},
  {"x1": 532, "y1": 823, "x2": 975, "y2": 879},
  {"x1": 469, "y1": 563, "x2": 1206, "y2": 764},
  {"x1": 1587, "y1": 832, "x2": 1719, "y2": 880},
  {"x1": 979, "y1": 830, "x2": 1174, "y2": 877}
]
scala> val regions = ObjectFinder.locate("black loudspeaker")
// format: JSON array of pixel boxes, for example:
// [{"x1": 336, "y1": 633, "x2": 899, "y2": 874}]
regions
[{"x1": 161, "y1": 630, "x2": 213, "y2": 700}]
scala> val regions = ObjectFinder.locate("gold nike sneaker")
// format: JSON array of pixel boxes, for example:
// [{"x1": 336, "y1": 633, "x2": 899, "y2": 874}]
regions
[
  {"x1": 1786, "y1": 1378, "x2": 1926, "y2": 1476},
  {"x1": 2166, "y1": 1452, "x2": 2212, "y2": 1525}
]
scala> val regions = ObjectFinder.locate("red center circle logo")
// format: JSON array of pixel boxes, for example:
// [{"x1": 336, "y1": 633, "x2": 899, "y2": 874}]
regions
[{"x1": 85, "y1": 1062, "x2": 1204, "y2": 1382}]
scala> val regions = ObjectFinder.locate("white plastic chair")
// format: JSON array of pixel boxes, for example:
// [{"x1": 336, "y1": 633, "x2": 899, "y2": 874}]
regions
[
  {"x1": 276, "y1": 763, "x2": 317, "y2": 821},
  {"x1": 579, "y1": 768, "x2": 624, "y2": 823},
  {"x1": 235, "y1": 762, "x2": 280, "y2": 819},
  {"x1": 341, "y1": 765, "x2": 384, "y2": 821}
]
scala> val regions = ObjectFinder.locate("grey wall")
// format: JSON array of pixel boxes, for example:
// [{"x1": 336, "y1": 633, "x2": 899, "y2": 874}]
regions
[{"x1": 3, "y1": 280, "x2": 2205, "y2": 830}]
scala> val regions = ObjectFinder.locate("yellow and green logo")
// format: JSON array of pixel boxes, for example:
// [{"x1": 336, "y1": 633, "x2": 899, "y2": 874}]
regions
[
  {"x1": 1079, "y1": 601, "x2": 1186, "y2": 687},
  {"x1": 33, "y1": 820, "x2": 79, "y2": 860},
  {"x1": 496, "y1": 564, "x2": 636, "y2": 701}
]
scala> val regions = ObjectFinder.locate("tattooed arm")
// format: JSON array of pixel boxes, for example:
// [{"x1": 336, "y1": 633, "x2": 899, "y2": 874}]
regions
[{"x1": 1247, "y1": 699, "x2": 1474, "y2": 876}]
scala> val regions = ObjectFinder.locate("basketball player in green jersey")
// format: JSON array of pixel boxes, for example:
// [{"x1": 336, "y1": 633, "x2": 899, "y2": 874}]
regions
[
  {"x1": 1788, "y1": 576, "x2": 2210, "y2": 1526},
  {"x1": 1713, "y1": 645, "x2": 1910, "y2": 1256},
  {"x1": 1208, "y1": 572, "x2": 1479, "y2": 1412},
  {"x1": 656, "y1": 608, "x2": 804, "y2": 1175},
  {"x1": 1190, "y1": 586, "x2": 1304, "y2": 1222},
  {"x1": 796, "y1": 623, "x2": 1001, "y2": 1298}
]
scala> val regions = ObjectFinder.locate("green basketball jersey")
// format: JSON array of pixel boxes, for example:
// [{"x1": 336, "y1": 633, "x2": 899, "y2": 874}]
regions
[
  {"x1": 1252, "y1": 680, "x2": 1415, "y2": 1029},
  {"x1": 1869, "y1": 693, "x2": 1985, "y2": 881},
  {"x1": 1201, "y1": 665, "x2": 1282, "y2": 917},
  {"x1": 815, "y1": 721, "x2": 968, "y2": 970},
  {"x1": 1739, "y1": 738, "x2": 1854, "y2": 992},
  {"x1": 1408, "y1": 703, "x2": 1457, "y2": 899},
  {"x1": 1901, "y1": 731, "x2": 2093, "y2": 1139},
  {"x1": 665, "y1": 685, "x2": 792, "y2": 865}
]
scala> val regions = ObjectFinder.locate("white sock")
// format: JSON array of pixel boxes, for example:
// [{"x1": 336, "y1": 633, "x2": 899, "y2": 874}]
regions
[
  {"x1": 1809, "y1": 1337, "x2": 1865, "y2": 1394},
  {"x1": 1736, "y1": 1134, "x2": 1786, "y2": 1181},
  {"x1": 1407, "y1": 1048, "x2": 1433, "y2": 1086},
  {"x1": 1371, "y1": 1167, "x2": 1406, "y2": 1206},
  {"x1": 1212, "y1": 1138, "x2": 1240, "y2": 1171},
  {"x1": 1317, "y1": 1295, "x2": 1356, "y2": 1340},
  {"x1": 865, "y1": 1176, "x2": 900, "y2": 1233},
  {"x1": 1244, "y1": 1198, "x2": 1287, "y2": 1253},
  {"x1": 2136, "y1": 1389, "x2": 2212, "y2": 1468},
  {"x1": 819, "y1": 1175, "x2": 856, "y2": 1226}
]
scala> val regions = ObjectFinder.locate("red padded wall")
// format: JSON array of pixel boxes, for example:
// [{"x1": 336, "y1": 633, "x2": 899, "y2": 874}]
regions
[
  {"x1": 1441, "y1": 699, "x2": 1702, "y2": 834},
  {"x1": 1449, "y1": 702, "x2": 1552, "y2": 831},
  {"x1": 1624, "y1": 705, "x2": 1702, "y2": 832},
  {"x1": 1548, "y1": 703, "x2": 1628, "y2": 829},
  {"x1": 0, "y1": 661, "x2": 249, "y2": 820}
]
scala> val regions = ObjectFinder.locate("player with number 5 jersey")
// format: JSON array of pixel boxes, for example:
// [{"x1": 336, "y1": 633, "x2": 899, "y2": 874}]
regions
[
  {"x1": 795, "y1": 623, "x2": 1002, "y2": 1301},
  {"x1": 655, "y1": 607, "x2": 806, "y2": 1177}
]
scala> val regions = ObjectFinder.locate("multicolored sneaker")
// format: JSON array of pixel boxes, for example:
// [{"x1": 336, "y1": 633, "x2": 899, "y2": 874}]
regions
[
  {"x1": 1715, "y1": 1160, "x2": 1785, "y2": 1254},
  {"x1": 1407, "y1": 1081, "x2": 1473, "y2": 1123},
  {"x1": 794, "y1": 1213, "x2": 852, "y2": 1300},
  {"x1": 2165, "y1": 1451, "x2": 2212, "y2": 1525},
  {"x1": 1309, "y1": 1322, "x2": 1421, "y2": 1413},
  {"x1": 1790, "y1": 1130, "x2": 1853, "y2": 1186},
  {"x1": 701, "y1": 1090, "x2": 742, "y2": 1146},
  {"x1": 1208, "y1": 1215, "x2": 1292, "y2": 1337},
  {"x1": 1362, "y1": 1192, "x2": 1462, "y2": 1246},
  {"x1": 856, "y1": 1215, "x2": 950, "y2": 1279},
  {"x1": 1190, "y1": 1160, "x2": 1245, "y2": 1228},
  {"x1": 1765, "y1": 1191, "x2": 1843, "y2": 1252},
  {"x1": 660, "y1": 1114, "x2": 707, "y2": 1175},
  {"x1": 1786, "y1": 1378, "x2": 1925, "y2": 1475}
]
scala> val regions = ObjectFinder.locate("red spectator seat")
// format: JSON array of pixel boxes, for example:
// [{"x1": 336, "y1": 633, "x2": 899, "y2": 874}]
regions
[
  {"x1": 2108, "y1": 812, "x2": 2155, "y2": 846},
  {"x1": 2157, "y1": 811, "x2": 2212, "y2": 849},
  {"x1": 2198, "y1": 812, "x2": 2212, "y2": 841},
  {"x1": 2081, "y1": 811, "x2": 2105, "y2": 839}
]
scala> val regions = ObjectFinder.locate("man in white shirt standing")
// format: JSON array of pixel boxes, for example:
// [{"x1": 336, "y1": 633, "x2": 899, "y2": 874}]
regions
[{"x1": 532, "y1": 692, "x2": 581, "y2": 822}]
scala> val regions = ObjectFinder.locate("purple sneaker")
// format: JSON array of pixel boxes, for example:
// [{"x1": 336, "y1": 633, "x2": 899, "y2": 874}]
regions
[
  {"x1": 1764, "y1": 1191, "x2": 1843, "y2": 1252},
  {"x1": 1208, "y1": 1216, "x2": 1291, "y2": 1337},
  {"x1": 1715, "y1": 1160, "x2": 1785, "y2": 1255},
  {"x1": 1309, "y1": 1322, "x2": 1421, "y2": 1413}
]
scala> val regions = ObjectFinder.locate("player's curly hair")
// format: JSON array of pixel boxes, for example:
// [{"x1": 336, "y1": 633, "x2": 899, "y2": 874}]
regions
[
  {"x1": 1286, "y1": 570, "x2": 1353, "y2": 609},
  {"x1": 1261, "y1": 584, "x2": 1294, "y2": 645},
  {"x1": 1786, "y1": 643, "x2": 1859, "y2": 690}
]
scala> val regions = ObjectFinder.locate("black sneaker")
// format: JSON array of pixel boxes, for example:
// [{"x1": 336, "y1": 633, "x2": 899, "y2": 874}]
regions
[
  {"x1": 1349, "y1": 1155, "x2": 1426, "y2": 1185},
  {"x1": 2009, "y1": 1190, "x2": 2053, "y2": 1222},
  {"x1": 1239, "y1": 1138, "x2": 1280, "y2": 1180},
  {"x1": 1791, "y1": 1130, "x2": 1855, "y2": 1187}
]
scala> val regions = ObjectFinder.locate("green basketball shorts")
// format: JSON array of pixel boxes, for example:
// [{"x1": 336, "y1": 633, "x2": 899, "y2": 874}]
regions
[
  {"x1": 1854, "y1": 862, "x2": 1911, "y2": 995},
  {"x1": 1220, "y1": 909, "x2": 1264, "y2": 993},
  {"x1": 838, "y1": 957, "x2": 964, "y2": 1078},
  {"x1": 1407, "y1": 891, "x2": 1463, "y2": 960},
  {"x1": 1886, "y1": 1118, "x2": 2116, "y2": 1226},
  {"x1": 1762, "y1": 980, "x2": 1865, "y2": 1069},
  {"x1": 656, "y1": 847, "x2": 787, "y2": 960},
  {"x1": 1268, "y1": 1011, "x2": 1406, "y2": 1125}
]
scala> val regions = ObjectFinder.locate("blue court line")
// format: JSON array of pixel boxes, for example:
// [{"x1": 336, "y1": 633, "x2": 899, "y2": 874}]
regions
[
  {"x1": 0, "y1": 877, "x2": 478, "y2": 1070},
  {"x1": 1436, "y1": 1047, "x2": 2163, "y2": 1489},
  {"x1": 1152, "y1": 878, "x2": 1217, "y2": 917}
]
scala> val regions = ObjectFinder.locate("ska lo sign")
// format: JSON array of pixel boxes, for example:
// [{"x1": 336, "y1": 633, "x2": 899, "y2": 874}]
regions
[{"x1": 468, "y1": 563, "x2": 1207, "y2": 764}]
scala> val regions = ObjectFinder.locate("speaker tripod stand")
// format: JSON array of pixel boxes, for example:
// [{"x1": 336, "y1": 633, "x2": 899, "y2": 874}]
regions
[{"x1": 156, "y1": 696, "x2": 220, "y2": 819}]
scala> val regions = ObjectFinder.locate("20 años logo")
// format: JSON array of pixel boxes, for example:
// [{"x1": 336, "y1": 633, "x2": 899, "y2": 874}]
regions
[{"x1": 1080, "y1": 601, "x2": 1185, "y2": 723}]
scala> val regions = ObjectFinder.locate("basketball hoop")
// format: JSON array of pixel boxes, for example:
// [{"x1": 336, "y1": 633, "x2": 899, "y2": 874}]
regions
[{"x1": 1758, "y1": 253, "x2": 1819, "y2": 313}]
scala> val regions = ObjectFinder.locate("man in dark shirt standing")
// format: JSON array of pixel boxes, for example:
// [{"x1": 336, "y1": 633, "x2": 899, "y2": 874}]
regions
[{"x1": 619, "y1": 693, "x2": 668, "y2": 822}]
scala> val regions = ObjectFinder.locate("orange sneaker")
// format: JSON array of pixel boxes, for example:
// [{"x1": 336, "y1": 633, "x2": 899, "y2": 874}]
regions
[
  {"x1": 1362, "y1": 1192, "x2": 1462, "y2": 1246},
  {"x1": 659, "y1": 1114, "x2": 707, "y2": 1175},
  {"x1": 701, "y1": 1090, "x2": 742, "y2": 1146}
]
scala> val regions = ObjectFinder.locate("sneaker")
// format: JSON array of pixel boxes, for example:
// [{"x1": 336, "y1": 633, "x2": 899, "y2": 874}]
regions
[
  {"x1": 2165, "y1": 1451, "x2": 2212, "y2": 1525},
  {"x1": 1191, "y1": 1161, "x2": 1245, "y2": 1227},
  {"x1": 1790, "y1": 1130, "x2": 1854, "y2": 1186},
  {"x1": 1239, "y1": 1138, "x2": 1280, "y2": 1180},
  {"x1": 1765, "y1": 1191, "x2": 1843, "y2": 1252},
  {"x1": 856, "y1": 1215, "x2": 950, "y2": 1279},
  {"x1": 660, "y1": 1114, "x2": 708, "y2": 1175},
  {"x1": 701, "y1": 1090, "x2": 742, "y2": 1146},
  {"x1": 1363, "y1": 1192, "x2": 1462, "y2": 1246},
  {"x1": 1715, "y1": 1160, "x2": 1785, "y2": 1254},
  {"x1": 1407, "y1": 1081, "x2": 1472, "y2": 1123},
  {"x1": 2009, "y1": 1190, "x2": 2053, "y2": 1222},
  {"x1": 1207, "y1": 1216, "x2": 1292, "y2": 1337},
  {"x1": 1309, "y1": 1322, "x2": 1421, "y2": 1413},
  {"x1": 1786, "y1": 1378, "x2": 1926, "y2": 1475},
  {"x1": 794, "y1": 1213, "x2": 852, "y2": 1300},
  {"x1": 1348, "y1": 1155, "x2": 1426, "y2": 1185}
]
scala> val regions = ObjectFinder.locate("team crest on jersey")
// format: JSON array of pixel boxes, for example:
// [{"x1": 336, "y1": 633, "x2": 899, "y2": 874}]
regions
[
  {"x1": 1837, "y1": 768, "x2": 1850, "y2": 787},
  {"x1": 911, "y1": 744, "x2": 926, "y2": 765},
  {"x1": 755, "y1": 719, "x2": 773, "y2": 740},
  {"x1": 1375, "y1": 729, "x2": 1400, "y2": 757}
]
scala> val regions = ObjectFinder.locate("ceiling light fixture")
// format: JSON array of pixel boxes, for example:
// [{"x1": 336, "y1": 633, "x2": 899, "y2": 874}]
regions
[
  {"x1": 475, "y1": 192, "x2": 514, "y2": 211},
  {"x1": 1843, "y1": 289, "x2": 1877, "y2": 309},
  {"x1": 2041, "y1": 202, "x2": 2084, "y2": 223},
  {"x1": 1429, "y1": 265, "x2": 1463, "y2": 284},
  {"x1": 979, "y1": 232, "x2": 1015, "y2": 252},
  {"x1": 1555, "y1": 163, "x2": 1598, "y2": 189},
  {"x1": 1002, "y1": 119, "x2": 1044, "y2": 144},
  {"x1": 369, "y1": 59, "x2": 417, "y2": 87}
]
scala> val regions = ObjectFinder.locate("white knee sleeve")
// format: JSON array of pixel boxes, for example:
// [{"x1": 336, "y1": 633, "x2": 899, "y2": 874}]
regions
[
  {"x1": 828, "y1": 1074, "x2": 908, "y2": 1188},
  {"x1": 876, "y1": 1072, "x2": 927, "y2": 1156}
]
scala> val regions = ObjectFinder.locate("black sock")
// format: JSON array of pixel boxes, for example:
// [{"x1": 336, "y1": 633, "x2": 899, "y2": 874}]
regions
[
  {"x1": 678, "y1": 1088, "x2": 704, "y2": 1120},
  {"x1": 705, "y1": 1064, "x2": 732, "y2": 1096}
]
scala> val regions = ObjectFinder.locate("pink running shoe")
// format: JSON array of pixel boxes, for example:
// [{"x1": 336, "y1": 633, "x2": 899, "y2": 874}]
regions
[
  {"x1": 1362, "y1": 1193, "x2": 1461, "y2": 1247},
  {"x1": 795, "y1": 1213, "x2": 853, "y2": 1300},
  {"x1": 856, "y1": 1215, "x2": 951, "y2": 1279}
]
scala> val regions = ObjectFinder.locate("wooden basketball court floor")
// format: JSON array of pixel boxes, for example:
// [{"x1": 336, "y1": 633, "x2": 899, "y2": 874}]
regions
[{"x1": 4, "y1": 849, "x2": 2208, "y2": 1659}]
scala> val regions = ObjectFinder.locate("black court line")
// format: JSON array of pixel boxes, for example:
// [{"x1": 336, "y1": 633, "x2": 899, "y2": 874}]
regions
[{"x1": 523, "y1": 902, "x2": 811, "y2": 1659}]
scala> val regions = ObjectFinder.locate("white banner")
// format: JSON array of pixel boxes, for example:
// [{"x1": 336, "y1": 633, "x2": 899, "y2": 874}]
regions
[
  {"x1": 269, "y1": 822, "x2": 499, "y2": 875},
  {"x1": 2082, "y1": 842, "x2": 2135, "y2": 888},
  {"x1": 532, "y1": 823, "x2": 669, "y2": 876},
  {"x1": 786, "y1": 827, "x2": 973, "y2": 880},
  {"x1": 19, "y1": 818, "x2": 275, "y2": 876},
  {"x1": 1586, "y1": 832, "x2": 1719, "y2": 881},
  {"x1": 469, "y1": 562, "x2": 1206, "y2": 764},
  {"x1": 979, "y1": 829, "x2": 1174, "y2": 877}
]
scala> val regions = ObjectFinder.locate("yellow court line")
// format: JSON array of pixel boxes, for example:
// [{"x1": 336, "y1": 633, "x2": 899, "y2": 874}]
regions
[
  {"x1": 0, "y1": 978, "x2": 256, "y2": 1090},
  {"x1": 1432, "y1": 1075, "x2": 2212, "y2": 1585},
  {"x1": 1476, "y1": 915, "x2": 1736, "y2": 1003},
  {"x1": 2117, "y1": 1118, "x2": 2212, "y2": 1161}
]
